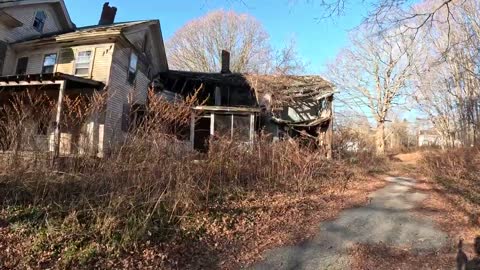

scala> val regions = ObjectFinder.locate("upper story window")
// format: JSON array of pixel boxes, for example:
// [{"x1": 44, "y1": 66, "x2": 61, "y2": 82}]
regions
[
  {"x1": 74, "y1": 51, "x2": 92, "y2": 76},
  {"x1": 127, "y1": 52, "x2": 138, "y2": 85},
  {"x1": 42, "y1": 53, "x2": 57, "y2": 73},
  {"x1": 33, "y1": 11, "x2": 47, "y2": 33},
  {"x1": 15, "y1": 57, "x2": 29, "y2": 75}
]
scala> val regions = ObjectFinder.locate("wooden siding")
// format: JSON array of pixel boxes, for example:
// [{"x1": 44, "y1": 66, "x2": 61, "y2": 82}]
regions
[
  {"x1": 3, "y1": 43, "x2": 114, "y2": 84},
  {"x1": 0, "y1": 4, "x2": 65, "y2": 43},
  {"x1": 103, "y1": 41, "x2": 152, "y2": 149}
]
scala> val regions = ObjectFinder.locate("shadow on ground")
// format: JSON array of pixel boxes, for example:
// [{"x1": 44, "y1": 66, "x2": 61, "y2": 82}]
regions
[{"x1": 250, "y1": 176, "x2": 449, "y2": 270}]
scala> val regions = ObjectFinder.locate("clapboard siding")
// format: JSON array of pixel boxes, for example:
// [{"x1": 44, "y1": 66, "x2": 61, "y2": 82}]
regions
[
  {"x1": 103, "y1": 41, "x2": 152, "y2": 148},
  {"x1": 124, "y1": 29, "x2": 148, "y2": 52},
  {"x1": 0, "y1": 4, "x2": 64, "y2": 43},
  {"x1": 4, "y1": 43, "x2": 114, "y2": 83},
  {"x1": 2, "y1": 46, "x2": 16, "y2": 75}
]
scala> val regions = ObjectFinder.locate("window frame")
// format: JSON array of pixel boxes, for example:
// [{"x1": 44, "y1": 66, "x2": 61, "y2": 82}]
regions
[
  {"x1": 74, "y1": 50, "x2": 93, "y2": 77},
  {"x1": 41, "y1": 53, "x2": 57, "y2": 74},
  {"x1": 127, "y1": 51, "x2": 138, "y2": 85},
  {"x1": 15, "y1": 57, "x2": 29, "y2": 75},
  {"x1": 33, "y1": 10, "x2": 47, "y2": 33}
]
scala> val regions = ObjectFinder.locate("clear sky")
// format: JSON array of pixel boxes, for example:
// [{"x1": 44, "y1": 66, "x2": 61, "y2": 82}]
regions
[{"x1": 63, "y1": 0, "x2": 371, "y2": 75}]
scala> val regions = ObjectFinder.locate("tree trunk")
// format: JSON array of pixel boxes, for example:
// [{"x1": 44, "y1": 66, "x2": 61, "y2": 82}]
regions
[{"x1": 376, "y1": 121, "x2": 385, "y2": 155}]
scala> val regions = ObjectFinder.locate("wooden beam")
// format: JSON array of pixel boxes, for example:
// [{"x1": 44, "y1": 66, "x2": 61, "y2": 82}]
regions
[
  {"x1": 53, "y1": 80, "x2": 66, "y2": 162},
  {"x1": 249, "y1": 114, "x2": 255, "y2": 143},
  {"x1": 325, "y1": 96, "x2": 334, "y2": 159},
  {"x1": 190, "y1": 112, "x2": 195, "y2": 150},
  {"x1": 210, "y1": 113, "x2": 215, "y2": 136}
]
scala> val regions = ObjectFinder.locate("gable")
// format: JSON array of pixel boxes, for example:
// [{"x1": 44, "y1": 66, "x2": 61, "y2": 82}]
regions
[
  {"x1": 0, "y1": 0, "x2": 74, "y2": 43},
  {"x1": 121, "y1": 21, "x2": 168, "y2": 73}
]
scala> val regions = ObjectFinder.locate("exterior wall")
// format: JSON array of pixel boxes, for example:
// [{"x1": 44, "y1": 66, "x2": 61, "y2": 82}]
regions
[
  {"x1": 123, "y1": 23, "x2": 169, "y2": 73},
  {"x1": 103, "y1": 40, "x2": 152, "y2": 150},
  {"x1": 0, "y1": 3, "x2": 66, "y2": 43},
  {"x1": 3, "y1": 43, "x2": 115, "y2": 84},
  {"x1": 418, "y1": 134, "x2": 442, "y2": 146}
]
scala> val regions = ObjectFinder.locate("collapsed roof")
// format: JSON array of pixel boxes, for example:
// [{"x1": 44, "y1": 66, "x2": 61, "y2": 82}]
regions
[{"x1": 156, "y1": 70, "x2": 334, "y2": 108}]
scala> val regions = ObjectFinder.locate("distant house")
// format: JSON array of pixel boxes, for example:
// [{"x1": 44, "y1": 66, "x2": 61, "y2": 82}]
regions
[
  {"x1": 154, "y1": 51, "x2": 335, "y2": 157},
  {"x1": 0, "y1": 1, "x2": 168, "y2": 156},
  {"x1": 418, "y1": 130, "x2": 442, "y2": 147}
]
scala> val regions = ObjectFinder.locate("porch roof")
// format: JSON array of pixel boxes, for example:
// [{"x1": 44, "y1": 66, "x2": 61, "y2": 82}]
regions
[
  {"x1": 193, "y1": 105, "x2": 260, "y2": 114},
  {"x1": 0, "y1": 72, "x2": 105, "y2": 89}
]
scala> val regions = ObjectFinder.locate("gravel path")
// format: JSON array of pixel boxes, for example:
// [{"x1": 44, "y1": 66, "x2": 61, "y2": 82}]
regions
[{"x1": 249, "y1": 176, "x2": 449, "y2": 270}]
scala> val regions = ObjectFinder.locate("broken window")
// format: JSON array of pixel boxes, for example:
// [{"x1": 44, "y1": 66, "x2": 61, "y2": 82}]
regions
[
  {"x1": 15, "y1": 57, "x2": 28, "y2": 74},
  {"x1": 36, "y1": 120, "x2": 49, "y2": 135},
  {"x1": 42, "y1": 53, "x2": 57, "y2": 73},
  {"x1": 214, "y1": 114, "x2": 231, "y2": 138},
  {"x1": 74, "y1": 51, "x2": 92, "y2": 76},
  {"x1": 127, "y1": 52, "x2": 138, "y2": 85},
  {"x1": 212, "y1": 114, "x2": 253, "y2": 142},
  {"x1": 232, "y1": 115, "x2": 250, "y2": 141},
  {"x1": 129, "y1": 104, "x2": 146, "y2": 131},
  {"x1": 33, "y1": 11, "x2": 46, "y2": 32}
]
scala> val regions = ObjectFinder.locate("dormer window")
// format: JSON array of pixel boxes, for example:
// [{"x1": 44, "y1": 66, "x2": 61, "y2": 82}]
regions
[{"x1": 33, "y1": 11, "x2": 46, "y2": 32}]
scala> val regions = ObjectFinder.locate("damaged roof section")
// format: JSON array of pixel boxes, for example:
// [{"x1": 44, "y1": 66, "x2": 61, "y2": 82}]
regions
[
  {"x1": 244, "y1": 74, "x2": 334, "y2": 107},
  {"x1": 155, "y1": 71, "x2": 334, "y2": 108}
]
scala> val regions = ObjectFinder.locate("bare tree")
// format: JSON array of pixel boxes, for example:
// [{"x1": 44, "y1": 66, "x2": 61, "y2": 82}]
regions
[
  {"x1": 328, "y1": 27, "x2": 414, "y2": 155},
  {"x1": 167, "y1": 10, "x2": 304, "y2": 74},
  {"x1": 412, "y1": 0, "x2": 480, "y2": 147}
]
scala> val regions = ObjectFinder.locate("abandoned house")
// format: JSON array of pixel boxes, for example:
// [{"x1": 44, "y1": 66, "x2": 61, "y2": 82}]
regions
[
  {"x1": 0, "y1": 0, "x2": 334, "y2": 158},
  {"x1": 154, "y1": 51, "x2": 335, "y2": 157},
  {"x1": 0, "y1": 0, "x2": 168, "y2": 156}
]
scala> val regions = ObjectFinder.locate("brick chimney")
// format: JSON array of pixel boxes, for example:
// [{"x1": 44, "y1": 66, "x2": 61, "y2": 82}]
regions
[
  {"x1": 98, "y1": 2, "x2": 117, "y2": 25},
  {"x1": 221, "y1": 50, "x2": 230, "y2": 74}
]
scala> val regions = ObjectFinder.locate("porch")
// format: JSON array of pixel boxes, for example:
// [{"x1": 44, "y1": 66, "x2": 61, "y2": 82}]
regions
[
  {"x1": 190, "y1": 106, "x2": 260, "y2": 152},
  {"x1": 0, "y1": 72, "x2": 105, "y2": 158}
]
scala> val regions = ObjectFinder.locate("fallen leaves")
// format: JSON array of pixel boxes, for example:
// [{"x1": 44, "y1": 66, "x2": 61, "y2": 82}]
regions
[{"x1": 0, "y1": 174, "x2": 385, "y2": 269}]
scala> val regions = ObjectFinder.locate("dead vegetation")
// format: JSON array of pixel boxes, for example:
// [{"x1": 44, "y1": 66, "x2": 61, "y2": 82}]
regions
[
  {"x1": 0, "y1": 90, "x2": 387, "y2": 269},
  {"x1": 421, "y1": 147, "x2": 480, "y2": 214}
]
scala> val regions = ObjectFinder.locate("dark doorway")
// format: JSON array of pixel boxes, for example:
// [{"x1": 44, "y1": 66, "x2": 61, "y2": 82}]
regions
[{"x1": 194, "y1": 117, "x2": 210, "y2": 152}]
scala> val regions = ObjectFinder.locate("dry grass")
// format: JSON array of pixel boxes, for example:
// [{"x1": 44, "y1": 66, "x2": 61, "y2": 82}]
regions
[
  {"x1": 0, "y1": 90, "x2": 388, "y2": 269},
  {"x1": 421, "y1": 147, "x2": 480, "y2": 220}
]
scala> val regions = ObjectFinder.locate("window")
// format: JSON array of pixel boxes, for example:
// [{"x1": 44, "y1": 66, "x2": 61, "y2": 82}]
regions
[
  {"x1": 15, "y1": 57, "x2": 28, "y2": 74},
  {"x1": 36, "y1": 120, "x2": 49, "y2": 135},
  {"x1": 42, "y1": 53, "x2": 57, "y2": 73},
  {"x1": 33, "y1": 11, "x2": 46, "y2": 32},
  {"x1": 74, "y1": 51, "x2": 92, "y2": 76},
  {"x1": 121, "y1": 104, "x2": 130, "y2": 132},
  {"x1": 127, "y1": 52, "x2": 138, "y2": 85}
]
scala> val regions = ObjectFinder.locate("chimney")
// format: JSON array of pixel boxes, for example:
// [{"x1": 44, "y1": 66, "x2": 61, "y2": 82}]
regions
[
  {"x1": 98, "y1": 2, "x2": 117, "y2": 25},
  {"x1": 221, "y1": 50, "x2": 230, "y2": 74}
]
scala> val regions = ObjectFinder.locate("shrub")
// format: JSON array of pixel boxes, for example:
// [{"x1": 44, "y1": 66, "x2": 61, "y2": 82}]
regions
[
  {"x1": 0, "y1": 89, "x2": 380, "y2": 267},
  {"x1": 421, "y1": 147, "x2": 480, "y2": 205}
]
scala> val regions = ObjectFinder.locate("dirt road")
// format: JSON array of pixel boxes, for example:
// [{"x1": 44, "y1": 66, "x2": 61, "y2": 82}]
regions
[{"x1": 250, "y1": 176, "x2": 449, "y2": 270}]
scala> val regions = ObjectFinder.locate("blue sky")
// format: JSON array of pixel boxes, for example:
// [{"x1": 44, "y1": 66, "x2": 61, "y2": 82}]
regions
[{"x1": 64, "y1": 0, "x2": 371, "y2": 75}]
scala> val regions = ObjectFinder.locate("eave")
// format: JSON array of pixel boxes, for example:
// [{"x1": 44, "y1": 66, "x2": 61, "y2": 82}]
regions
[
  {"x1": 11, "y1": 32, "x2": 122, "y2": 50},
  {"x1": 0, "y1": 10, "x2": 23, "y2": 28}
]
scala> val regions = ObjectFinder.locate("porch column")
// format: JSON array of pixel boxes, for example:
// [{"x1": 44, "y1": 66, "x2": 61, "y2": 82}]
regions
[
  {"x1": 249, "y1": 113, "x2": 255, "y2": 142},
  {"x1": 53, "y1": 80, "x2": 66, "y2": 161},
  {"x1": 325, "y1": 96, "x2": 334, "y2": 159},
  {"x1": 210, "y1": 113, "x2": 215, "y2": 136},
  {"x1": 190, "y1": 112, "x2": 195, "y2": 149}
]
